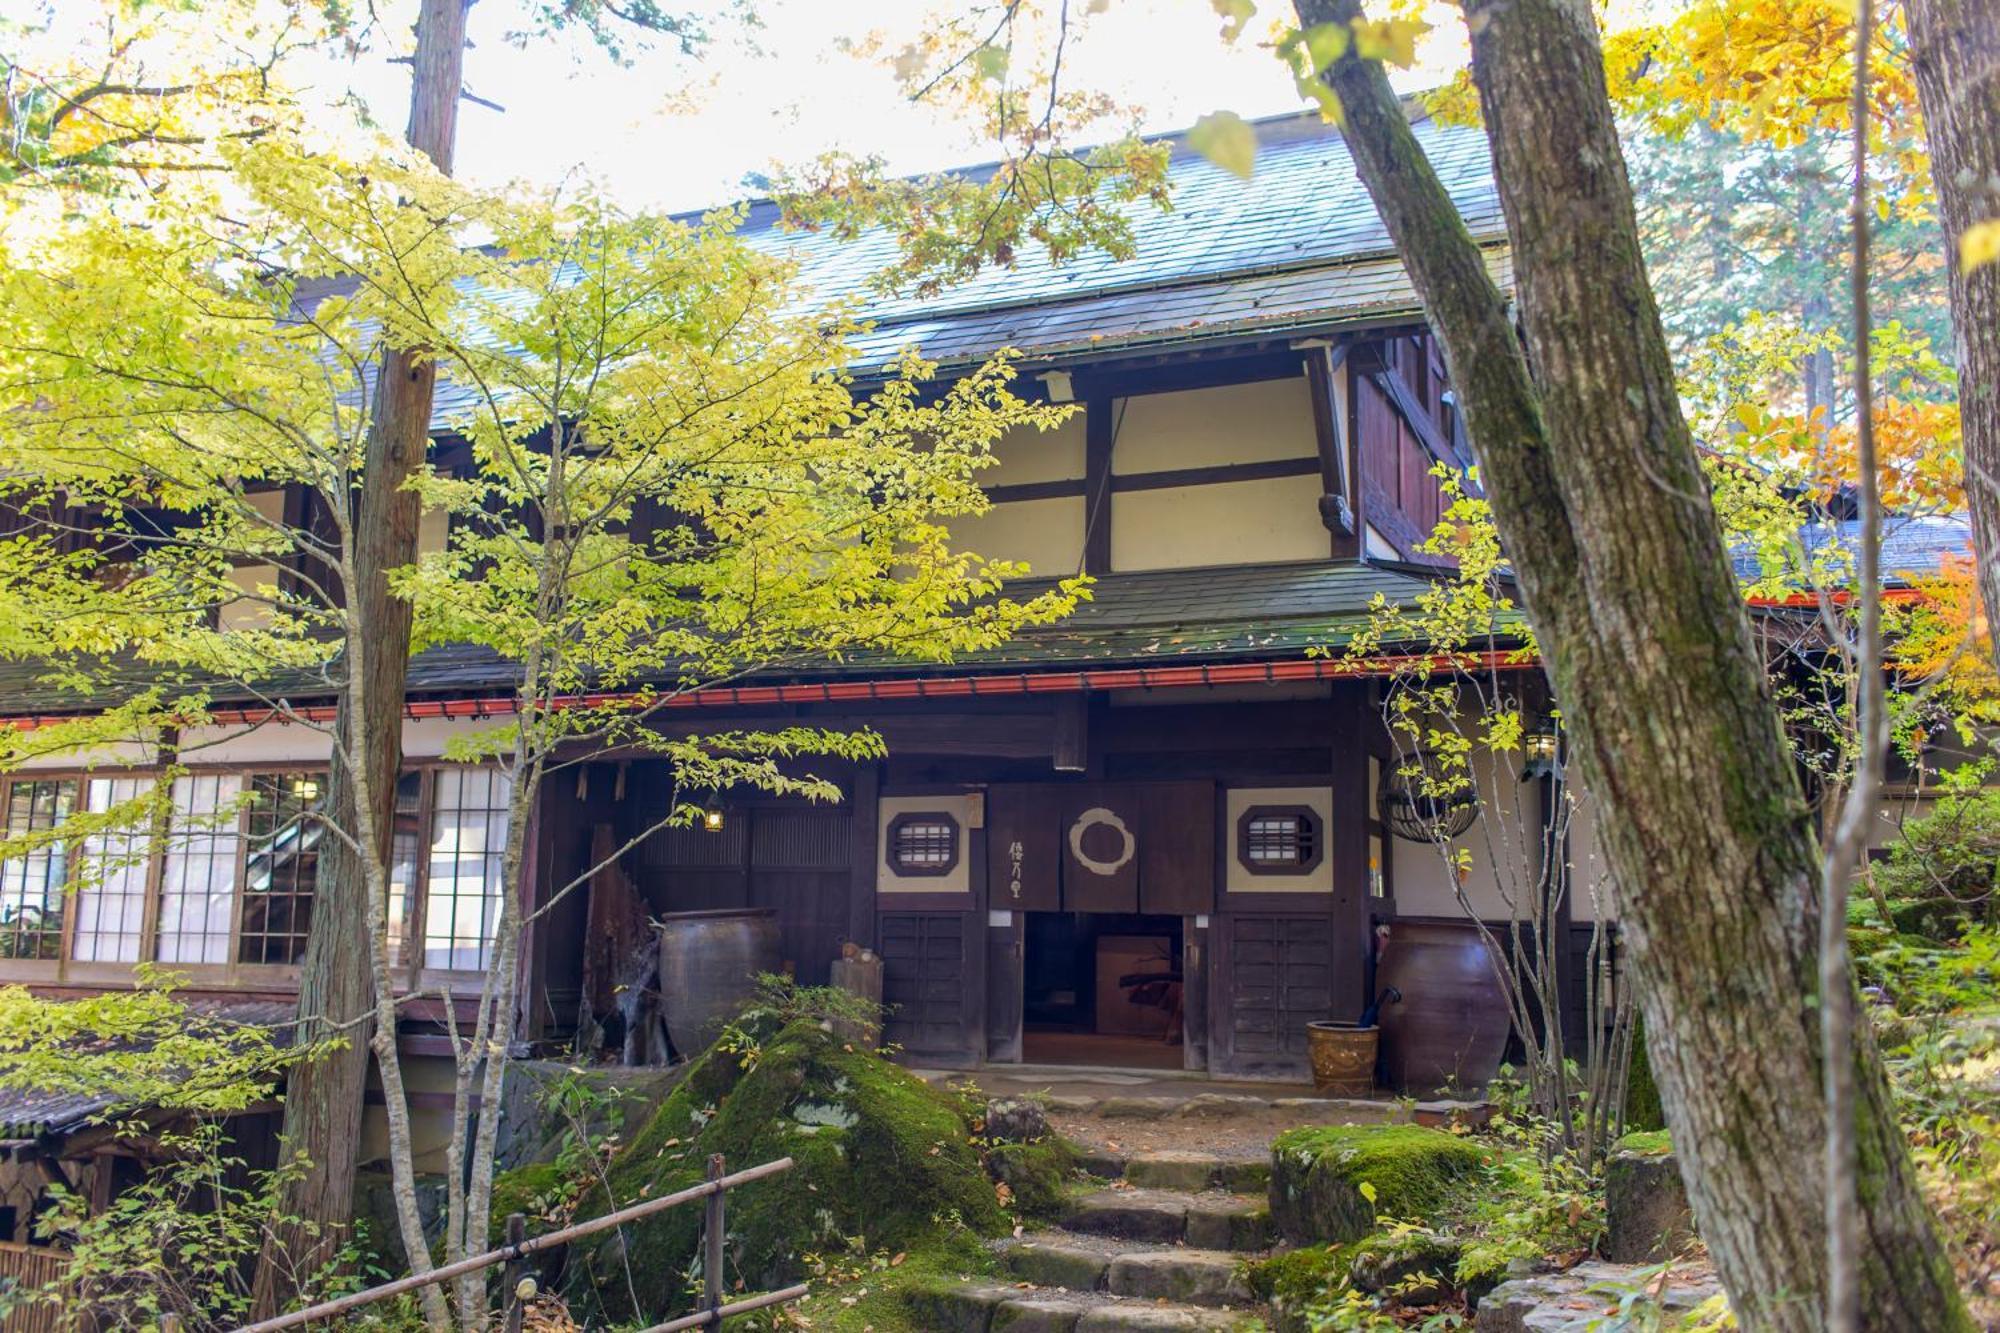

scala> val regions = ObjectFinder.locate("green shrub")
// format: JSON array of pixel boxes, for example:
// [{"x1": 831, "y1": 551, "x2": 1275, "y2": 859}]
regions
[{"x1": 1871, "y1": 789, "x2": 2000, "y2": 943}]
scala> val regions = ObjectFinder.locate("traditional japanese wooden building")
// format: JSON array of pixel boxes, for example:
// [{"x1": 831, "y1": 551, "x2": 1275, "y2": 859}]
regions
[{"x1": 0, "y1": 106, "x2": 1968, "y2": 1140}]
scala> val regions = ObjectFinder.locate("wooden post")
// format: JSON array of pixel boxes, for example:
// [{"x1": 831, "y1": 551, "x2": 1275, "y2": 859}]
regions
[
  {"x1": 501, "y1": 1212, "x2": 528, "y2": 1333},
  {"x1": 1082, "y1": 396, "x2": 1114, "y2": 575},
  {"x1": 704, "y1": 1154, "x2": 725, "y2": 1325}
]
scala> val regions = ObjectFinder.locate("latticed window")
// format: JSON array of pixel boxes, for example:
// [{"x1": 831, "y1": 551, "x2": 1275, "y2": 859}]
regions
[
  {"x1": 238, "y1": 772, "x2": 326, "y2": 965},
  {"x1": 157, "y1": 772, "x2": 244, "y2": 965},
  {"x1": 888, "y1": 813, "x2": 959, "y2": 876},
  {"x1": 421, "y1": 767, "x2": 513, "y2": 971},
  {"x1": 1238, "y1": 807, "x2": 1323, "y2": 875},
  {"x1": 0, "y1": 779, "x2": 76, "y2": 960},
  {"x1": 72, "y1": 776, "x2": 155, "y2": 963}
]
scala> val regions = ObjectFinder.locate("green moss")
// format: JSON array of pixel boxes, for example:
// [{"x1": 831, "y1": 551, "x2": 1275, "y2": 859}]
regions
[
  {"x1": 486, "y1": 1161, "x2": 572, "y2": 1246},
  {"x1": 565, "y1": 1019, "x2": 1007, "y2": 1325},
  {"x1": 1625, "y1": 1014, "x2": 1666, "y2": 1132},
  {"x1": 984, "y1": 1138, "x2": 1079, "y2": 1220},
  {"x1": 1246, "y1": 1242, "x2": 1349, "y2": 1306},
  {"x1": 1615, "y1": 1129, "x2": 1672, "y2": 1157},
  {"x1": 783, "y1": 1234, "x2": 1001, "y2": 1333},
  {"x1": 1270, "y1": 1124, "x2": 1490, "y2": 1243}
]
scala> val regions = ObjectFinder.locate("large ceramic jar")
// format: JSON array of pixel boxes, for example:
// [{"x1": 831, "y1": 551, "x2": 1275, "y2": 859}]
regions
[
  {"x1": 1376, "y1": 918, "x2": 1510, "y2": 1096},
  {"x1": 655, "y1": 908, "x2": 782, "y2": 1058}
]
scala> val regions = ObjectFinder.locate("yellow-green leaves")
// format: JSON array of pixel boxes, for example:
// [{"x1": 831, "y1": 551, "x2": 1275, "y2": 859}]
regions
[
  {"x1": 1960, "y1": 219, "x2": 2000, "y2": 274},
  {"x1": 1212, "y1": 0, "x2": 1257, "y2": 44},
  {"x1": 1188, "y1": 110, "x2": 1257, "y2": 180}
]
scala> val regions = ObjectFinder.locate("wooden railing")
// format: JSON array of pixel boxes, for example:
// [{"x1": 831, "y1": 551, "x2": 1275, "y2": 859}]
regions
[
  {"x1": 230, "y1": 1155, "x2": 803, "y2": 1333},
  {"x1": 0, "y1": 1242, "x2": 72, "y2": 1333}
]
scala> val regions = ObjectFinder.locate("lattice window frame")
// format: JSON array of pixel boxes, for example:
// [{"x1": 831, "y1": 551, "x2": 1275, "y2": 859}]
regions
[
  {"x1": 1235, "y1": 804, "x2": 1325, "y2": 876},
  {"x1": 885, "y1": 811, "x2": 961, "y2": 878}
]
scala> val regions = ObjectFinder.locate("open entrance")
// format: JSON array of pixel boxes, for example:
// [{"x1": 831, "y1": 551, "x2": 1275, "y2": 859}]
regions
[{"x1": 1020, "y1": 911, "x2": 1184, "y2": 1069}]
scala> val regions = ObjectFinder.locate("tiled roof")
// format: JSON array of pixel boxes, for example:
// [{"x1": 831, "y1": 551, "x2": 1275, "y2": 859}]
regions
[
  {"x1": 0, "y1": 560, "x2": 1451, "y2": 718},
  {"x1": 0, "y1": 999, "x2": 296, "y2": 1139},
  {"x1": 1729, "y1": 513, "x2": 1974, "y2": 585},
  {"x1": 755, "y1": 111, "x2": 1504, "y2": 369},
  {"x1": 307, "y1": 110, "x2": 1502, "y2": 433}
]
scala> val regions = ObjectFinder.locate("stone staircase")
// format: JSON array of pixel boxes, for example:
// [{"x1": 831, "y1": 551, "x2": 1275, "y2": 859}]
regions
[{"x1": 911, "y1": 1149, "x2": 1277, "y2": 1331}]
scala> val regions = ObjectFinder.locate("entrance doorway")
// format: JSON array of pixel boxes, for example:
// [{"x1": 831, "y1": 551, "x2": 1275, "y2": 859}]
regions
[{"x1": 1020, "y1": 911, "x2": 1184, "y2": 1069}]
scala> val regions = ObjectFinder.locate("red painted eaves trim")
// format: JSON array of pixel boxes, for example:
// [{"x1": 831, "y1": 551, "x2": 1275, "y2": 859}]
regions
[{"x1": 0, "y1": 650, "x2": 1537, "y2": 730}]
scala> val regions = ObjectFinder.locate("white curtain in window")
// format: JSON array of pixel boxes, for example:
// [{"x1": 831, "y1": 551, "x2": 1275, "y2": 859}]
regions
[
  {"x1": 424, "y1": 768, "x2": 512, "y2": 971},
  {"x1": 71, "y1": 777, "x2": 156, "y2": 963},
  {"x1": 156, "y1": 773, "x2": 244, "y2": 965}
]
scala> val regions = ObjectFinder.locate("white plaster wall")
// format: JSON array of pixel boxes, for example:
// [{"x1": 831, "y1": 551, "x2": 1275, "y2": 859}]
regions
[
  {"x1": 948, "y1": 496, "x2": 1085, "y2": 575},
  {"x1": 1559, "y1": 784, "x2": 1615, "y2": 922},
  {"x1": 418, "y1": 505, "x2": 450, "y2": 557},
  {"x1": 1112, "y1": 475, "x2": 1327, "y2": 570},
  {"x1": 1112, "y1": 378, "x2": 1318, "y2": 472},
  {"x1": 985, "y1": 415, "x2": 1086, "y2": 486},
  {"x1": 1223, "y1": 784, "x2": 1334, "y2": 894},
  {"x1": 12, "y1": 740, "x2": 155, "y2": 771},
  {"x1": 877, "y1": 792, "x2": 975, "y2": 894},
  {"x1": 1387, "y1": 742, "x2": 1543, "y2": 920},
  {"x1": 218, "y1": 562, "x2": 280, "y2": 631}
]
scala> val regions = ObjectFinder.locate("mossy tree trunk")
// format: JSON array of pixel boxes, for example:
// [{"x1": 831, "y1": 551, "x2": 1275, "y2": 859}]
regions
[
  {"x1": 251, "y1": 0, "x2": 470, "y2": 1320},
  {"x1": 1295, "y1": 1, "x2": 1970, "y2": 1328},
  {"x1": 1907, "y1": 0, "x2": 2000, "y2": 673}
]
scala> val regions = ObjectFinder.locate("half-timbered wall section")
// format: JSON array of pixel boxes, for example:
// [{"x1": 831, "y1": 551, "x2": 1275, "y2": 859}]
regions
[
  {"x1": 1353, "y1": 332, "x2": 1468, "y2": 562},
  {"x1": 956, "y1": 332, "x2": 1467, "y2": 584}
]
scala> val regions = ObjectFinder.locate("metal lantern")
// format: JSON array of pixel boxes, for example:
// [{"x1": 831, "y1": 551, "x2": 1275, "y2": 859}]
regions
[{"x1": 1378, "y1": 752, "x2": 1479, "y2": 843}]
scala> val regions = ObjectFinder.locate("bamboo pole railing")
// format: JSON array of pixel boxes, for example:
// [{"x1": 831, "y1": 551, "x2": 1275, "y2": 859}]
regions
[{"x1": 228, "y1": 1155, "x2": 797, "y2": 1333}]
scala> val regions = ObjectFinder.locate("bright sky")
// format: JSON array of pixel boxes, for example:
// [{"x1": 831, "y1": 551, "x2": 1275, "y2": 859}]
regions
[{"x1": 316, "y1": 0, "x2": 1472, "y2": 214}]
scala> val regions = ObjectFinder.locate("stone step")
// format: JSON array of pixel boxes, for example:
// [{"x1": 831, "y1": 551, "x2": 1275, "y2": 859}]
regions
[
  {"x1": 905, "y1": 1277, "x2": 1264, "y2": 1332},
  {"x1": 997, "y1": 1237, "x2": 1255, "y2": 1308},
  {"x1": 1063, "y1": 1188, "x2": 1273, "y2": 1251},
  {"x1": 1122, "y1": 1151, "x2": 1268, "y2": 1194}
]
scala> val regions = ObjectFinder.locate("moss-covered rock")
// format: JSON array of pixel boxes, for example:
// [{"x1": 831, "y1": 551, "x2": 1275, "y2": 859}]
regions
[
  {"x1": 1624, "y1": 1015, "x2": 1666, "y2": 1133},
  {"x1": 487, "y1": 1161, "x2": 574, "y2": 1246},
  {"x1": 1347, "y1": 1226, "x2": 1462, "y2": 1302},
  {"x1": 985, "y1": 1138, "x2": 1079, "y2": 1220},
  {"x1": 1268, "y1": 1123, "x2": 1488, "y2": 1245},
  {"x1": 1615, "y1": 1128, "x2": 1672, "y2": 1156},
  {"x1": 564, "y1": 1018, "x2": 1007, "y2": 1325}
]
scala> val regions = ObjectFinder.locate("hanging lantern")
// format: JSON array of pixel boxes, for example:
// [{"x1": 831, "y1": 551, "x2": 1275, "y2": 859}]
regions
[{"x1": 1378, "y1": 752, "x2": 1478, "y2": 843}]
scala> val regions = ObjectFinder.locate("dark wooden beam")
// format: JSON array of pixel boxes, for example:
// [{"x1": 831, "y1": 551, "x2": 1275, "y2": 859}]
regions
[
  {"x1": 1328, "y1": 682, "x2": 1372, "y2": 1021},
  {"x1": 845, "y1": 763, "x2": 880, "y2": 949},
  {"x1": 1071, "y1": 348, "x2": 1307, "y2": 401},
  {"x1": 985, "y1": 455, "x2": 1321, "y2": 506},
  {"x1": 1083, "y1": 396, "x2": 1115, "y2": 575},
  {"x1": 1305, "y1": 344, "x2": 1357, "y2": 557},
  {"x1": 1052, "y1": 694, "x2": 1088, "y2": 772}
]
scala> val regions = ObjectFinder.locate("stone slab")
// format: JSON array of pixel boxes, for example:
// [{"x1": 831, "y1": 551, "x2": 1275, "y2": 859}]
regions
[
  {"x1": 1271, "y1": 1097, "x2": 1410, "y2": 1125},
  {"x1": 1184, "y1": 1195, "x2": 1272, "y2": 1252},
  {"x1": 1106, "y1": 1250, "x2": 1253, "y2": 1307},
  {"x1": 992, "y1": 1295, "x2": 1087, "y2": 1332},
  {"x1": 1000, "y1": 1239, "x2": 1111, "y2": 1292},
  {"x1": 1064, "y1": 1189, "x2": 1190, "y2": 1243},
  {"x1": 1076, "y1": 1304, "x2": 1255, "y2": 1331},
  {"x1": 1096, "y1": 1096, "x2": 1184, "y2": 1119},
  {"x1": 1473, "y1": 1261, "x2": 1723, "y2": 1333},
  {"x1": 1124, "y1": 1151, "x2": 1226, "y2": 1192},
  {"x1": 1075, "y1": 1148, "x2": 1129, "y2": 1180}
]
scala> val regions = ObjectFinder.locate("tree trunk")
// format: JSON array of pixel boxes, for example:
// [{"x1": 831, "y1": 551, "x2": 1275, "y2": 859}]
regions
[
  {"x1": 1297, "y1": 2, "x2": 1971, "y2": 1328},
  {"x1": 251, "y1": 0, "x2": 470, "y2": 1316},
  {"x1": 1907, "y1": 0, "x2": 2000, "y2": 672}
]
